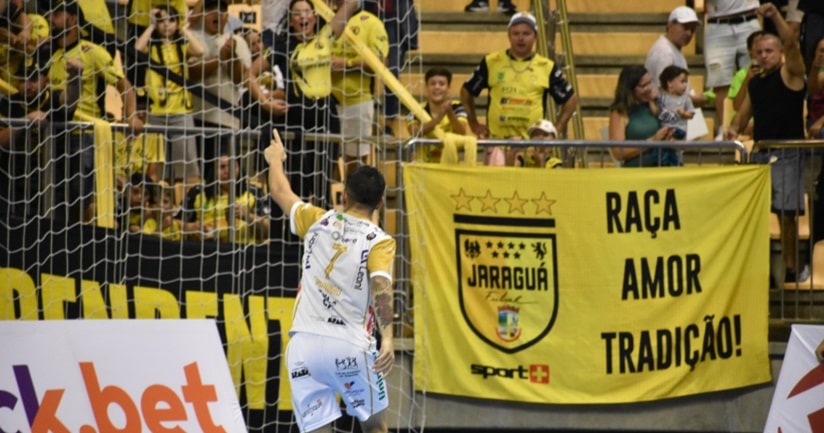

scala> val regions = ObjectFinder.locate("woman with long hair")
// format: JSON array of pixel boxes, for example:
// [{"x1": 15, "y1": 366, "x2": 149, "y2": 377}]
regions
[{"x1": 608, "y1": 64, "x2": 677, "y2": 167}]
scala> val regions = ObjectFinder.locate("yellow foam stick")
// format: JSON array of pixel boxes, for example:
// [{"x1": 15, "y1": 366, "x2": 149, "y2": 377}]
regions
[
  {"x1": 0, "y1": 77, "x2": 18, "y2": 95},
  {"x1": 74, "y1": 111, "x2": 116, "y2": 229},
  {"x1": 309, "y1": 0, "x2": 433, "y2": 125}
]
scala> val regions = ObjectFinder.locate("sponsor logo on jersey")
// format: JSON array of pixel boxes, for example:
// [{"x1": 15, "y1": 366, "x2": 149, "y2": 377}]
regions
[
  {"x1": 291, "y1": 367, "x2": 309, "y2": 379},
  {"x1": 327, "y1": 316, "x2": 345, "y2": 325},
  {"x1": 343, "y1": 380, "x2": 364, "y2": 396},
  {"x1": 376, "y1": 373, "x2": 386, "y2": 400},
  {"x1": 354, "y1": 266, "x2": 366, "y2": 291},
  {"x1": 335, "y1": 357, "x2": 358, "y2": 371},
  {"x1": 303, "y1": 398, "x2": 323, "y2": 419}
]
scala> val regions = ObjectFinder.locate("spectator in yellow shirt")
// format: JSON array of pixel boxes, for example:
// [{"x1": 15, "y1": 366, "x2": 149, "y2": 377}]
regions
[
  {"x1": 406, "y1": 67, "x2": 469, "y2": 162},
  {"x1": 330, "y1": 0, "x2": 388, "y2": 175}
]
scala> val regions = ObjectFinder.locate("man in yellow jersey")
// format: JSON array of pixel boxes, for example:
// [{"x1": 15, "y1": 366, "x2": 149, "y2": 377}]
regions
[
  {"x1": 48, "y1": 0, "x2": 143, "y2": 223},
  {"x1": 264, "y1": 129, "x2": 396, "y2": 433},
  {"x1": 461, "y1": 12, "x2": 578, "y2": 164},
  {"x1": 330, "y1": 0, "x2": 388, "y2": 175}
]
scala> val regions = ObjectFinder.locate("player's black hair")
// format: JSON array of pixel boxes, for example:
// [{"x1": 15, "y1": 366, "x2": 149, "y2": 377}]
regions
[{"x1": 345, "y1": 165, "x2": 385, "y2": 211}]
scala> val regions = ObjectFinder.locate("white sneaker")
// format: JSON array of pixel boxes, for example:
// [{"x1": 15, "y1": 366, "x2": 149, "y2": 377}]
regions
[
  {"x1": 465, "y1": 1, "x2": 489, "y2": 12},
  {"x1": 714, "y1": 126, "x2": 724, "y2": 142},
  {"x1": 497, "y1": 2, "x2": 516, "y2": 14}
]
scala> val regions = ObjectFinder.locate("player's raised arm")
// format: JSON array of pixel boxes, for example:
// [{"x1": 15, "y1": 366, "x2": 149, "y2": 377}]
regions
[{"x1": 264, "y1": 130, "x2": 302, "y2": 214}]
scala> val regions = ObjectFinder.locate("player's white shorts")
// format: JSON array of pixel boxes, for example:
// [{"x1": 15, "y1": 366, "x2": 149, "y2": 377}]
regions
[{"x1": 286, "y1": 332, "x2": 389, "y2": 433}]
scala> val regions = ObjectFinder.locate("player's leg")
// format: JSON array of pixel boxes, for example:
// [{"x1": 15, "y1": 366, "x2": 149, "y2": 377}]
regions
[
  {"x1": 286, "y1": 333, "x2": 342, "y2": 433},
  {"x1": 358, "y1": 409, "x2": 388, "y2": 433},
  {"x1": 305, "y1": 424, "x2": 334, "y2": 433},
  {"x1": 331, "y1": 339, "x2": 390, "y2": 433}
]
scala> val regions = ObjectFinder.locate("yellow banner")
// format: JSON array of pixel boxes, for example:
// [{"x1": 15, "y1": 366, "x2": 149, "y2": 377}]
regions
[{"x1": 404, "y1": 164, "x2": 772, "y2": 403}]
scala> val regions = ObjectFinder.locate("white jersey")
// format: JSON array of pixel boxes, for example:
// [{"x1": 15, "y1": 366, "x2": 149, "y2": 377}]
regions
[{"x1": 288, "y1": 202, "x2": 395, "y2": 350}]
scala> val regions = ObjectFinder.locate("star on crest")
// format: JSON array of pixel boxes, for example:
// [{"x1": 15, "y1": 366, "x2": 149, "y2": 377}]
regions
[
  {"x1": 451, "y1": 188, "x2": 475, "y2": 211},
  {"x1": 531, "y1": 192, "x2": 556, "y2": 215},
  {"x1": 504, "y1": 191, "x2": 528, "y2": 214},
  {"x1": 480, "y1": 190, "x2": 500, "y2": 212}
]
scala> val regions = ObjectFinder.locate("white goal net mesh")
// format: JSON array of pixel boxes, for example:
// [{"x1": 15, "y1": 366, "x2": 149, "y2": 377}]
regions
[{"x1": 0, "y1": 0, "x2": 422, "y2": 432}]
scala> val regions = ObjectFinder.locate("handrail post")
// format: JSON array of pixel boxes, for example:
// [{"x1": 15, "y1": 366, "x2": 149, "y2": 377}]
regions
[{"x1": 534, "y1": 0, "x2": 586, "y2": 166}]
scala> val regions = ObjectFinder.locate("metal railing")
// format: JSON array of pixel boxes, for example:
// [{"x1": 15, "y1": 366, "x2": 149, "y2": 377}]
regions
[
  {"x1": 5, "y1": 118, "x2": 821, "y2": 325},
  {"x1": 401, "y1": 138, "x2": 748, "y2": 163},
  {"x1": 749, "y1": 140, "x2": 824, "y2": 322},
  {"x1": 389, "y1": 137, "x2": 823, "y2": 327}
]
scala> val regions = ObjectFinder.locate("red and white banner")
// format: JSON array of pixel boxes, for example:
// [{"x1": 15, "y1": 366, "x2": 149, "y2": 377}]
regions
[
  {"x1": 0, "y1": 320, "x2": 248, "y2": 433},
  {"x1": 764, "y1": 324, "x2": 824, "y2": 433}
]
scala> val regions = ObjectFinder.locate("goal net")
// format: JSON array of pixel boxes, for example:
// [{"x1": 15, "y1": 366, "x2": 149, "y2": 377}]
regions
[{"x1": 0, "y1": 0, "x2": 422, "y2": 432}]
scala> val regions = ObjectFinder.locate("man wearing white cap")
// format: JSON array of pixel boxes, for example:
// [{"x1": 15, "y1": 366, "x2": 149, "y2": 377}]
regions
[
  {"x1": 461, "y1": 11, "x2": 578, "y2": 150},
  {"x1": 645, "y1": 6, "x2": 707, "y2": 108}
]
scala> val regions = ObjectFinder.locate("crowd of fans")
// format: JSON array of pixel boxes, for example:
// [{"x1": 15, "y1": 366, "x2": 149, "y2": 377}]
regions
[
  {"x1": 3, "y1": 0, "x2": 824, "y2": 258},
  {"x1": 0, "y1": 0, "x2": 410, "y2": 245}
]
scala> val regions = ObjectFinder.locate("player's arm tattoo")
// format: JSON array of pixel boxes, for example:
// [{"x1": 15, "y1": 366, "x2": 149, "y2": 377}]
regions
[{"x1": 372, "y1": 275, "x2": 394, "y2": 332}]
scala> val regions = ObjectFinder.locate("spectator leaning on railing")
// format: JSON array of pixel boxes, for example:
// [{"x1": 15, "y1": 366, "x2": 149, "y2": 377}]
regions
[
  {"x1": 607, "y1": 65, "x2": 677, "y2": 167},
  {"x1": 268, "y1": 0, "x2": 360, "y2": 200},
  {"x1": 725, "y1": 3, "x2": 808, "y2": 284},
  {"x1": 461, "y1": 12, "x2": 578, "y2": 166},
  {"x1": 406, "y1": 66, "x2": 469, "y2": 162}
]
